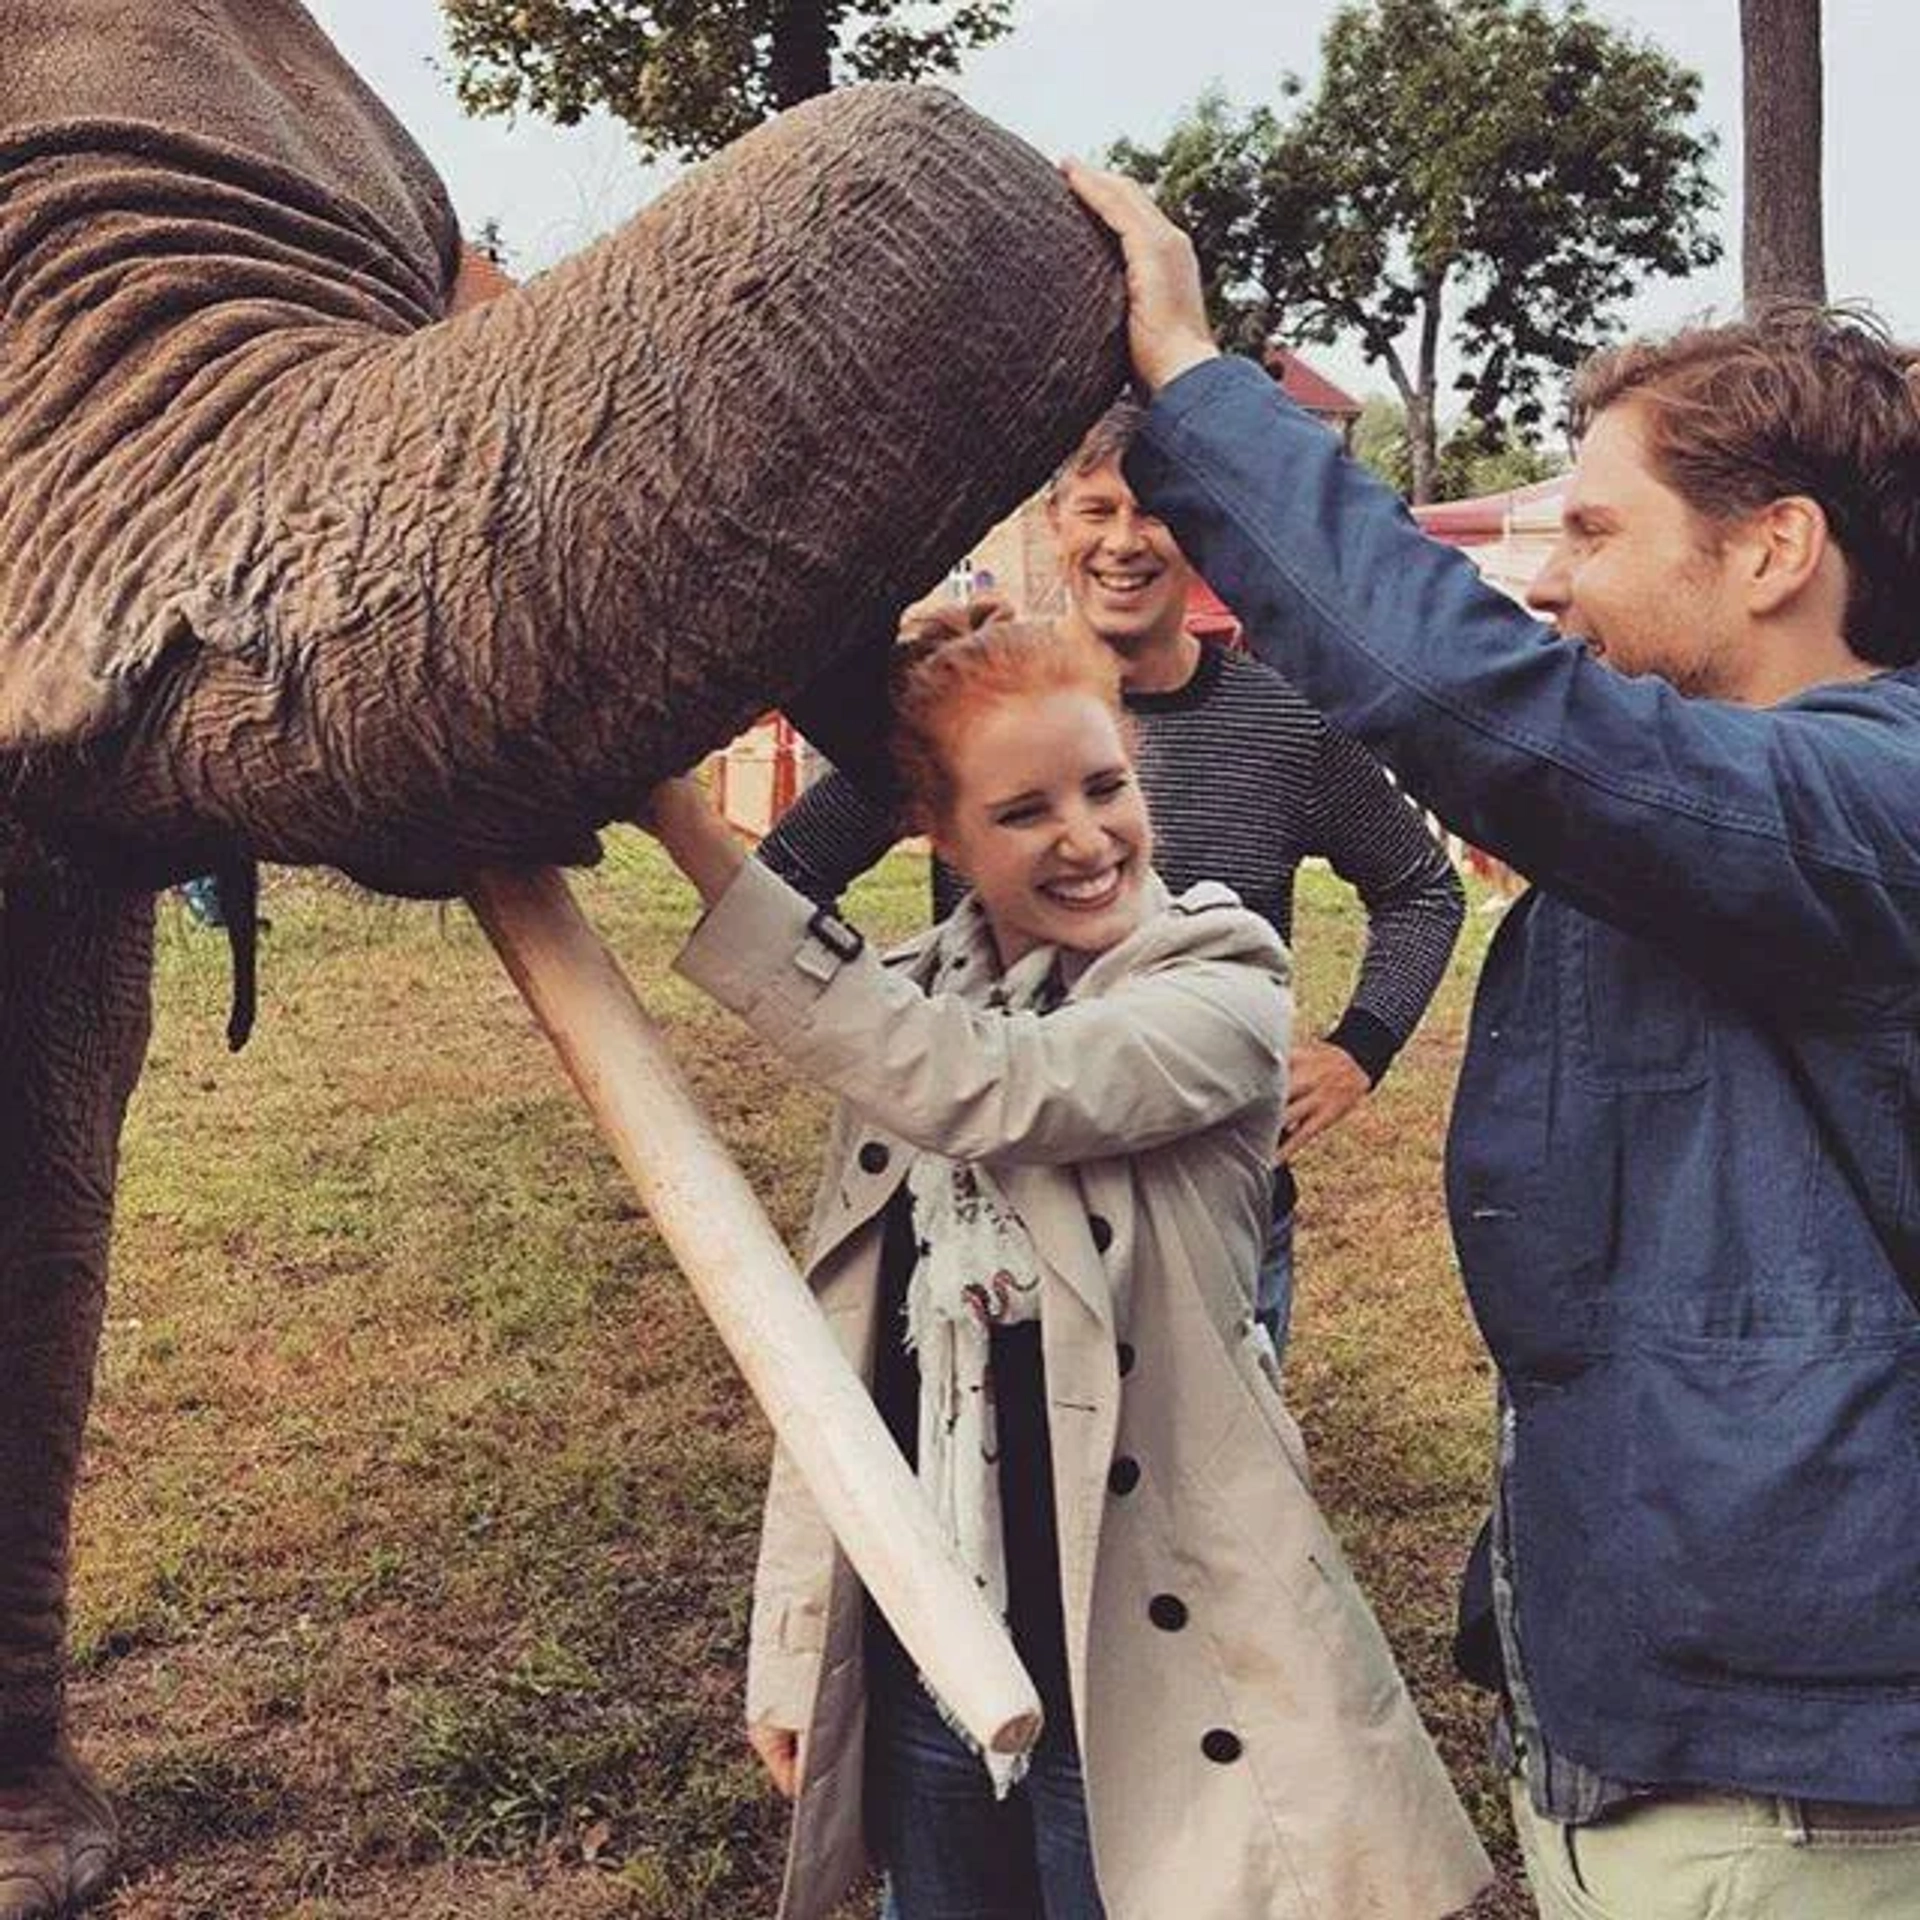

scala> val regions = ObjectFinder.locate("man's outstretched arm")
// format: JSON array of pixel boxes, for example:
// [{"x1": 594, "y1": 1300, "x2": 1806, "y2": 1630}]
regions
[{"x1": 1063, "y1": 158, "x2": 1920, "y2": 990}]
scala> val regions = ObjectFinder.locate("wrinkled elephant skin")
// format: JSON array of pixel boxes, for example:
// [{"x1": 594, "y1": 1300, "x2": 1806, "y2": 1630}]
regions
[
  {"x1": 0, "y1": 1745, "x2": 115, "y2": 1920},
  {"x1": 0, "y1": 0, "x2": 1126, "y2": 1907}
]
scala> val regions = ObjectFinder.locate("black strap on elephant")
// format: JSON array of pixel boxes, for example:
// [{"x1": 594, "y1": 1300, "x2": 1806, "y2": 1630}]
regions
[
  {"x1": 174, "y1": 856, "x2": 265, "y2": 1050},
  {"x1": 214, "y1": 854, "x2": 261, "y2": 1052}
]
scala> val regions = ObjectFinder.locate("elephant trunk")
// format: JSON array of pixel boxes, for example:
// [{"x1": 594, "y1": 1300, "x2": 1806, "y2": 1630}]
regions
[{"x1": 25, "y1": 88, "x2": 1125, "y2": 897}]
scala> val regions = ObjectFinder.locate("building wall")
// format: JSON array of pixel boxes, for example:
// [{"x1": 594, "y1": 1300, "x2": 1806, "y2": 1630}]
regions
[{"x1": 963, "y1": 495, "x2": 1063, "y2": 617}]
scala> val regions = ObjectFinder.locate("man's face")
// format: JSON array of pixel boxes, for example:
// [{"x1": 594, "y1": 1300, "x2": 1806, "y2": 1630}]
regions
[
  {"x1": 1526, "y1": 399, "x2": 1751, "y2": 699},
  {"x1": 1047, "y1": 458, "x2": 1195, "y2": 656}
]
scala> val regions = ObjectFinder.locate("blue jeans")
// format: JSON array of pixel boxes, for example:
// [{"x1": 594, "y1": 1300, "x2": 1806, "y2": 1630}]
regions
[
  {"x1": 870, "y1": 1670, "x2": 1106, "y2": 1920},
  {"x1": 1255, "y1": 1205, "x2": 1296, "y2": 1359}
]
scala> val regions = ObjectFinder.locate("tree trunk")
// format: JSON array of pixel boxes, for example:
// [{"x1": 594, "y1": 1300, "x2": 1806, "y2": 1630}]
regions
[
  {"x1": 1741, "y1": 0, "x2": 1826, "y2": 308},
  {"x1": 1406, "y1": 392, "x2": 1436, "y2": 507},
  {"x1": 1407, "y1": 283, "x2": 1446, "y2": 506},
  {"x1": 769, "y1": 0, "x2": 834, "y2": 110}
]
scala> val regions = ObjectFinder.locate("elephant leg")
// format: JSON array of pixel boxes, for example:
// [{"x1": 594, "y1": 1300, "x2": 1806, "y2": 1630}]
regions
[{"x1": 0, "y1": 868, "x2": 155, "y2": 1919}]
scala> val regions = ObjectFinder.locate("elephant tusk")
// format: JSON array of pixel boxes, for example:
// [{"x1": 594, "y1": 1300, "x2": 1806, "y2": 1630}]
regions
[{"x1": 464, "y1": 864, "x2": 1043, "y2": 1759}]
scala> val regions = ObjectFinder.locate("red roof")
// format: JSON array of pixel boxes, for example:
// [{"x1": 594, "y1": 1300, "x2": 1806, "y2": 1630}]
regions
[
  {"x1": 1185, "y1": 576, "x2": 1242, "y2": 642},
  {"x1": 1264, "y1": 347, "x2": 1362, "y2": 419},
  {"x1": 1412, "y1": 474, "x2": 1568, "y2": 548}
]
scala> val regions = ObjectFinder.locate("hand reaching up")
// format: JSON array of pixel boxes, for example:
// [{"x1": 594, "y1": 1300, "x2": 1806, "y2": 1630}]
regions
[
  {"x1": 747, "y1": 1721, "x2": 804, "y2": 1799},
  {"x1": 1059, "y1": 161, "x2": 1219, "y2": 394}
]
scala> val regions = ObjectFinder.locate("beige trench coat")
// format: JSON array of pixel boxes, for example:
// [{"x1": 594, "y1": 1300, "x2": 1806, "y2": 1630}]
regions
[{"x1": 677, "y1": 860, "x2": 1491, "y2": 1920}]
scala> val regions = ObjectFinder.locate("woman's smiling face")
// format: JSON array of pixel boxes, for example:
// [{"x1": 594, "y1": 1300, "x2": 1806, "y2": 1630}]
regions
[{"x1": 931, "y1": 686, "x2": 1153, "y2": 968}]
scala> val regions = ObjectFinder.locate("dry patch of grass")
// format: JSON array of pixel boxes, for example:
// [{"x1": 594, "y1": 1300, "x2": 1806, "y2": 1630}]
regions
[
  {"x1": 1283, "y1": 868, "x2": 1523, "y2": 1915},
  {"x1": 79, "y1": 840, "x2": 1527, "y2": 1916}
]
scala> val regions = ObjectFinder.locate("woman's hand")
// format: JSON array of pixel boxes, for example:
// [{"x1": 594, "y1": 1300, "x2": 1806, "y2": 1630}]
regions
[
  {"x1": 639, "y1": 775, "x2": 746, "y2": 907},
  {"x1": 896, "y1": 583, "x2": 1015, "y2": 645},
  {"x1": 746, "y1": 1721, "x2": 804, "y2": 1799}
]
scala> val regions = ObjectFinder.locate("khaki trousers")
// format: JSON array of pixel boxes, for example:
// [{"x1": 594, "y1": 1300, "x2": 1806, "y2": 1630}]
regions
[{"x1": 1511, "y1": 1775, "x2": 1920, "y2": 1919}]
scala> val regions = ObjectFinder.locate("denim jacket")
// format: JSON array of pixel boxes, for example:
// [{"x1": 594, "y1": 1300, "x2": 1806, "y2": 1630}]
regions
[{"x1": 1131, "y1": 355, "x2": 1920, "y2": 1805}]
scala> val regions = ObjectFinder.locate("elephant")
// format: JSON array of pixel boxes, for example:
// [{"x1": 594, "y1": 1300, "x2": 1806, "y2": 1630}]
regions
[{"x1": 0, "y1": 2, "x2": 1126, "y2": 1910}]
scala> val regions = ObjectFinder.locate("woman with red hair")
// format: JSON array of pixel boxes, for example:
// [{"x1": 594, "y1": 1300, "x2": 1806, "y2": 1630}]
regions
[{"x1": 647, "y1": 608, "x2": 1485, "y2": 1920}]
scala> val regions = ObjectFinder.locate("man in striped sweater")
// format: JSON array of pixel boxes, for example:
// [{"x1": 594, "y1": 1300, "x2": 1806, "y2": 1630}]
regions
[{"x1": 759, "y1": 401, "x2": 1464, "y2": 1355}]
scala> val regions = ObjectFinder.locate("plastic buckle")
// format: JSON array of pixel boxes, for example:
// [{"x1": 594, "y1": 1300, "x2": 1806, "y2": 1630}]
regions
[{"x1": 806, "y1": 906, "x2": 864, "y2": 964}]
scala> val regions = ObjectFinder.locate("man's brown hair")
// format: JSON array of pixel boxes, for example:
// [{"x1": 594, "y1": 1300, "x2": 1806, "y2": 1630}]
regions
[
  {"x1": 1571, "y1": 307, "x2": 1920, "y2": 669},
  {"x1": 1048, "y1": 397, "x2": 1147, "y2": 496}
]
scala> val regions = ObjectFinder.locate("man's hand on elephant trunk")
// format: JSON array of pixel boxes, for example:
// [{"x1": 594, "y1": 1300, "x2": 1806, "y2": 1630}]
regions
[
  {"x1": 898, "y1": 584, "x2": 1015, "y2": 644},
  {"x1": 1279, "y1": 1039, "x2": 1373, "y2": 1165},
  {"x1": 1059, "y1": 160, "x2": 1219, "y2": 394},
  {"x1": 638, "y1": 777, "x2": 747, "y2": 908}
]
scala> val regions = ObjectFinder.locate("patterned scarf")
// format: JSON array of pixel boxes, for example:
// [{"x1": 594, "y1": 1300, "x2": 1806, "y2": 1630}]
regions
[{"x1": 902, "y1": 915, "x2": 1064, "y2": 1794}]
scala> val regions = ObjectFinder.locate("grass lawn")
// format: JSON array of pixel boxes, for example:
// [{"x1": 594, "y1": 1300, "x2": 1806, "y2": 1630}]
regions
[{"x1": 80, "y1": 836, "x2": 1528, "y2": 1917}]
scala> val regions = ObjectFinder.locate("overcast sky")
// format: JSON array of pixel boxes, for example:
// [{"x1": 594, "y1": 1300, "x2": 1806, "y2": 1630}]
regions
[{"x1": 303, "y1": 0, "x2": 1912, "y2": 400}]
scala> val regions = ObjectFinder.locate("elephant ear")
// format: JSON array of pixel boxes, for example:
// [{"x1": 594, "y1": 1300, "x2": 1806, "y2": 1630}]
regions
[{"x1": 0, "y1": 0, "x2": 465, "y2": 754}]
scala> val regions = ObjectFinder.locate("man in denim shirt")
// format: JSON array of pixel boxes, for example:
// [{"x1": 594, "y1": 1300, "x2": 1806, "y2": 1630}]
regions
[{"x1": 1067, "y1": 163, "x2": 1920, "y2": 1917}]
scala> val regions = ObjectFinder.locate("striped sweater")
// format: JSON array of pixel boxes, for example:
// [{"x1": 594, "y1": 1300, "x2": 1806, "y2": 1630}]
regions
[{"x1": 762, "y1": 643, "x2": 1463, "y2": 1080}]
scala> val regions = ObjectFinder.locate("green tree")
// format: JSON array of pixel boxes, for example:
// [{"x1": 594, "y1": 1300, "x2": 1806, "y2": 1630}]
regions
[
  {"x1": 1115, "y1": 0, "x2": 1721, "y2": 503},
  {"x1": 1109, "y1": 88, "x2": 1290, "y2": 359},
  {"x1": 1352, "y1": 395, "x2": 1418, "y2": 495},
  {"x1": 440, "y1": 0, "x2": 1015, "y2": 164},
  {"x1": 1353, "y1": 395, "x2": 1564, "y2": 500}
]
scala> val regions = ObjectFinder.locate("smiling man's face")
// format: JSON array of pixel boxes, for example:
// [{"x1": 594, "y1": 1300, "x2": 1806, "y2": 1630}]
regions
[
  {"x1": 1047, "y1": 457, "x2": 1196, "y2": 659},
  {"x1": 1525, "y1": 398, "x2": 1753, "y2": 699}
]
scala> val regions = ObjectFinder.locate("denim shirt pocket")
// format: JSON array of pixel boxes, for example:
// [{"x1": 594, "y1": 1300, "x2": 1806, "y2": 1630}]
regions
[
  {"x1": 1607, "y1": 1333, "x2": 1920, "y2": 1691},
  {"x1": 1568, "y1": 917, "x2": 1711, "y2": 1093},
  {"x1": 1789, "y1": 1013, "x2": 1920, "y2": 1314}
]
